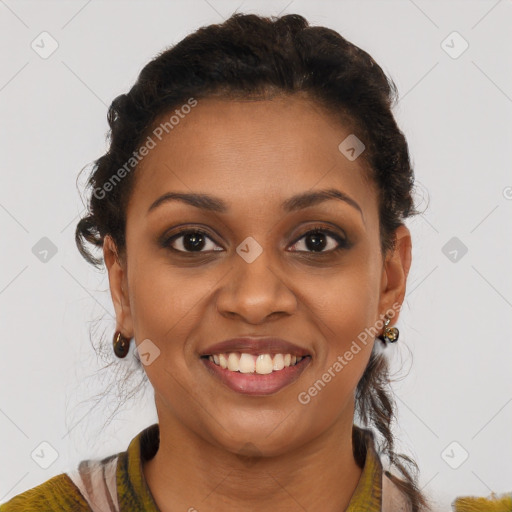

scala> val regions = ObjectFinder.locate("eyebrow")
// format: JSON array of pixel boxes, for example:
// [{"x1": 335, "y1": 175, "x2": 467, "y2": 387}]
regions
[{"x1": 147, "y1": 188, "x2": 364, "y2": 220}]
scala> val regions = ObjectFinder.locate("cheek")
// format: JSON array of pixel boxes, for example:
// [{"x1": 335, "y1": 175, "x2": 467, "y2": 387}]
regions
[
  {"x1": 300, "y1": 254, "x2": 381, "y2": 390},
  {"x1": 305, "y1": 258, "x2": 381, "y2": 345},
  {"x1": 127, "y1": 240, "x2": 202, "y2": 328},
  {"x1": 125, "y1": 250, "x2": 192, "y2": 357},
  {"x1": 325, "y1": 283, "x2": 379, "y2": 351},
  {"x1": 312, "y1": 286, "x2": 376, "y2": 395},
  {"x1": 295, "y1": 279, "x2": 377, "y2": 430}
]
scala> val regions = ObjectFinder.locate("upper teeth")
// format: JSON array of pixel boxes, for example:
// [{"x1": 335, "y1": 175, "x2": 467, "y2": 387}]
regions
[{"x1": 208, "y1": 353, "x2": 305, "y2": 374}]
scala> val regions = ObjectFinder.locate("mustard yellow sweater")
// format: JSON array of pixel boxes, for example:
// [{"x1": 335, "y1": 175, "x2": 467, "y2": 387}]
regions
[
  {"x1": 451, "y1": 494, "x2": 512, "y2": 512},
  {"x1": 0, "y1": 423, "x2": 385, "y2": 511}
]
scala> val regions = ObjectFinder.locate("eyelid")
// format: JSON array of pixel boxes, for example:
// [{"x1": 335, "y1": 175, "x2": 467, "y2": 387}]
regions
[
  {"x1": 287, "y1": 224, "x2": 348, "y2": 252},
  {"x1": 161, "y1": 222, "x2": 349, "y2": 254},
  {"x1": 289, "y1": 223, "x2": 347, "y2": 243},
  {"x1": 161, "y1": 226, "x2": 222, "y2": 252}
]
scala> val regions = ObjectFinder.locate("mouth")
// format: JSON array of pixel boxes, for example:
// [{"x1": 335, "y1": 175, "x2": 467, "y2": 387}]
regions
[
  {"x1": 200, "y1": 352, "x2": 312, "y2": 396},
  {"x1": 202, "y1": 352, "x2": 308, "y2": 373}
]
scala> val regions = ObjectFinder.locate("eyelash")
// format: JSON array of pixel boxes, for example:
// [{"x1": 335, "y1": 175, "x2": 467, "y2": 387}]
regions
[{"x1": 161, "y1": 224, "x2": 349, "y2": 255}]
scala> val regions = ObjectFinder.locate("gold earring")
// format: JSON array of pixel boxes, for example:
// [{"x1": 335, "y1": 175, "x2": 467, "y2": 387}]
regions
[
  {"x1": 113, "y1": 330, "x2": 131, "y2": 358},
  {"x1": 379, "y1": 316, "x2": 399, "y2": 343}
]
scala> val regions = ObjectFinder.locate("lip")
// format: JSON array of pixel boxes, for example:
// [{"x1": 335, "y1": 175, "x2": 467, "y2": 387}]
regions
[
  {"x1": 201, "y1": 355, "x2": 312, "y2": 396},
  {"x1": 199, "y1": 337, "x2": 311, "y2": 357}
]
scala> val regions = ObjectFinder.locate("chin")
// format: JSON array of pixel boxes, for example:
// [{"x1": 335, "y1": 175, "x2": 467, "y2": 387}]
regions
[{"x1": 211, "y1": 421, "x2": 303, "y2": 459}]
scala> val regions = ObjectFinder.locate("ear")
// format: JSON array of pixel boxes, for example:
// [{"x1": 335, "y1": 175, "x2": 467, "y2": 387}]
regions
[
  {"x1": 377, "y1": 224, "x2": 412, "y2": 323},
  {"x1": 103, "y1": 235, "x2": 134, "y2": 337}
]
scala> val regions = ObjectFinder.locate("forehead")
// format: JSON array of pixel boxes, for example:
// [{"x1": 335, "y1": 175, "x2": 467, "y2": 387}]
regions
[{"x1": 127, "y1": 95, "x2": 376, "y2": 219}]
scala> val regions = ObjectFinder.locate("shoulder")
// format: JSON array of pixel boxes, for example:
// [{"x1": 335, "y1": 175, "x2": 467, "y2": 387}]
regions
[
  {"x1": 66, "y1": 453, "x2": 120, "y2": 511},
  {"x1": 0, "y1": 424, "x2": 159, "y2": 512},
  {"x1": 0, "y1": 472, "x2": 91, "y2": 512},
  {"x1": 451, "y1": 492, "x2": 512, "y2": 511}
]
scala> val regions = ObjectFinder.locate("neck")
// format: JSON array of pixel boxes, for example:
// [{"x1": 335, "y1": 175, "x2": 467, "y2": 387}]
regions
[{"x1": 143, "y1": 399, "x2": 363, "y2": 512}]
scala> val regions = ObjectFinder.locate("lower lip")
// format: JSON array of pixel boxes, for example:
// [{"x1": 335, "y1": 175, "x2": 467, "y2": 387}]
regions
[{"x1": 201, "y1": 356, "x2": 312, "y2": 396}]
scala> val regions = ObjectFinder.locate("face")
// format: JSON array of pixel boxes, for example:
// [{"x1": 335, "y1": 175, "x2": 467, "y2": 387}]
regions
[{"x1": 104, "y1": 94, "x2": 411, "y2": 457}]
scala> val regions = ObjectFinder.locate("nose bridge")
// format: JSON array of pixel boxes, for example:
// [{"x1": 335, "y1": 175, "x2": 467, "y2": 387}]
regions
[
  {"x1": 236, "y1": 241, "x2": 277, "y2": 289},
  {"x1": 216, "y1": 236, "x2": 296, "y2": 322}
]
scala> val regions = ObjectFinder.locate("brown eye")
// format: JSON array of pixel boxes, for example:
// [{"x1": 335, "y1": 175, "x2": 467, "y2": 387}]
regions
[
  {"x1": 163, "y1": 229, "x2": 223, "y2": 253},
  {"x1": 288, "y1": 228, "x2": 348, "y2": 254}
]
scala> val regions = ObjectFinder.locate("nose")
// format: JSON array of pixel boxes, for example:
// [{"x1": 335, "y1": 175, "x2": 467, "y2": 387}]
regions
[{"x1": 215, "y1": 246, "x2": 297, "y2": 324}]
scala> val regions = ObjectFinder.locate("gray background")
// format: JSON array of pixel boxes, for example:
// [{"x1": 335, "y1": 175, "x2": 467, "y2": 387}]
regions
[{"x1": 1, "y1": 1, "x2": 511, "y2": 510}]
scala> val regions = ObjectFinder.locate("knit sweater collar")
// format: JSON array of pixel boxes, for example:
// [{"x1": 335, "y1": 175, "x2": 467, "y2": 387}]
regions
[{"x1": 116, "y1": 422, "x2": 383, "y2": 511}]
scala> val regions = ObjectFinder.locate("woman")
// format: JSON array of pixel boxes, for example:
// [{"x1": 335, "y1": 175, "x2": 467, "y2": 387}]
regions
[{"x1": 1, "y1": 12, "x2": 438, "y2": 512}]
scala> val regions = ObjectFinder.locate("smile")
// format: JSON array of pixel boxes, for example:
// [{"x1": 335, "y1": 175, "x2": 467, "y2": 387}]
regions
[
  {"x1": 200, "y1": 353, "x2": 312, "y2": 395},
  {"x1": 206, "y1": 352, "x2": 306, "y2": 374}
]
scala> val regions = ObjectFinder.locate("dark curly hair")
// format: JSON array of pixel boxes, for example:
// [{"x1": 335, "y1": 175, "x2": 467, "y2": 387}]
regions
[{"x1": 75, "y1": 12, "x2": 429, "y2": 511}]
